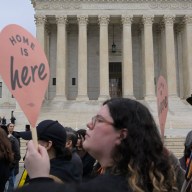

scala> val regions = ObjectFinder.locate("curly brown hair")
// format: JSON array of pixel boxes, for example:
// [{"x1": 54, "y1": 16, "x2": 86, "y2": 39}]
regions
[
  {"x1": 0, "y1": 128, "x2": 13, "y2": 163},
  {"x1": 103, "y1": 98, "x2": 178, "y2": 192}
]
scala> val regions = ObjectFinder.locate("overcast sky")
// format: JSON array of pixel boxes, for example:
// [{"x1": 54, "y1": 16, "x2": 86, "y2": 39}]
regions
[{"x1": 0, "y1": 0, "x2": 36, "y2": 36}]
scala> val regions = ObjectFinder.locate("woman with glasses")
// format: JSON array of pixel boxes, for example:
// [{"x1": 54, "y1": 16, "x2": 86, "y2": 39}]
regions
[{"x1": 16, "y1": 98, "x2": 184, "y2": 192}]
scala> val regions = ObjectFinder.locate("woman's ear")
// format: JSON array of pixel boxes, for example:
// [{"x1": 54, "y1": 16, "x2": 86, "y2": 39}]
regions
[
  {"x1": 46, "y1": 140, "x2": 53, "y2": 150},
  {"x1": 120, "y1": 129, "x2": 128, "y2": 140},
  {"x1": 115, "y1": 129, "x2": 128, "y2": 145}
]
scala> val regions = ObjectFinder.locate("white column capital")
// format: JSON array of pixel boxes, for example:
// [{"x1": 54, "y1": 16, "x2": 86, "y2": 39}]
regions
[
  {"x1": 183, "y1": 15, "x2": 192, "y2": 24},
  {"x1": 35, "y1": 14, "x2": 46, "y2": 26},
  {"x1": 121, "y1": 15, "x2": 133, "y2": 25},
  {"x1": 56, "y1": 15, "x2": 68, "y2": 25},
  {"x1": 98, "y1": 15, "x2": 110, "y2": 25},
  {"x1": 163, "y1": 15, "x2": 175, "y2": 25},
  {"x1": 142, "y1": 15, "x2": 154, "y2": 25},
  {"x1": 77, "y1": 15, "x2": 88, "y2": 25}
]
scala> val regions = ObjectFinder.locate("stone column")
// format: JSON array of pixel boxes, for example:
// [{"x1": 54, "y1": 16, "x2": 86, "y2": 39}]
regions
[
  {"x1": 142, "y1": 15, "x2": 155, "y2": 100},
  {"x1": 175, "y1": 24, "x2": 184, "y2": 98},
  {"x1": 163, "y1": 15, "x2": 178, "y2": 97},
  {"x1": 44, "y1": 24, "x2": 51, "y2": 101},
  {"x1": 98, "y1": 15, "x2": 110, "y2": 101},
  {"x1": 35, "y1": 14, "x2": 46, "y2": 51},
  {"x1": 54, "y1": 16, "x2": 68, "y2": 101},
  {"x1": 183, "y1": 15, "x2": 192, "y2": 98},
  {"x1": 121, "y1": 15, "x2": 134, "y2": 99},
  {"x1": 159, "y1": 23, "x2": 167, "y2": 78},
  {"x1": 35, "y1": 15, "x2": 47, "y2": 104},
  {"x1": 137, "y1": 23, "x2": 145, "y2": 99},
  {"x1": 76, "y1": 15, "x2": 89, "y2": 101}
]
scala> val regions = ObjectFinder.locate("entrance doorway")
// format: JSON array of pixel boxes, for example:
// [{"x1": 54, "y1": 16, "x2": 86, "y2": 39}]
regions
[{"x1": 109, "y1": 62, "x2": 122, "y2": 98}]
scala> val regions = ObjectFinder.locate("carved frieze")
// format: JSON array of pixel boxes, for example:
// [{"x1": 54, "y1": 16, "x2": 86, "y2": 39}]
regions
[
  {"x1": 35, "y1": 2, "x2": 81, "y2": 10},
  {"x1": 32, "y1": 0, "x2": 192, "y2": 3},
  {"x1": 150, "y1": 2, "x2": 192, "y2": 9},
  {"x1": 32, "y1": 0, "x2": 192, "y2": 10}
]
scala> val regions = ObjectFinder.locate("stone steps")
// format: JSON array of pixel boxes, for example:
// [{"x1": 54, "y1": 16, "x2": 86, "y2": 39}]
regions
[
  {"x1": 19, "y1": 136, "x2": 185, "y2": 163},
  {"x1": 2, "y1": 99, "x2": 190, "y2": 161},
  {"x1": 164, "y1": 137, "x2": 185, "y2": 159}
]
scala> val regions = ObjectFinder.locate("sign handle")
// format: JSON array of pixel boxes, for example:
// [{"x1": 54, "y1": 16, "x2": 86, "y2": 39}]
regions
[{"x1": 31, "y1": 127, "x2": 38, "y2": 148}]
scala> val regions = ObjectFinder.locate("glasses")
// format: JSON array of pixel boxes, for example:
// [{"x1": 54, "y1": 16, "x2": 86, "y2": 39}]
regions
[{"x1": 91, "y1": 115, "x2": 114, "y2": 127}]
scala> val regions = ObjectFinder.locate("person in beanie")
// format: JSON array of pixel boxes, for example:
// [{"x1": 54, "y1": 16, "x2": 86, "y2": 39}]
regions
[{"x1": 18, "y1": 120, "x2": 80, "y2": 184}]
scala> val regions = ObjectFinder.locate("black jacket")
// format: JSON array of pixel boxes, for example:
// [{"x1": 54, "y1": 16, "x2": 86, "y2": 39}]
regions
[
  {"x1": 50, "y1": 156, "x2": 82, "y2": 183},
  {"x1": 70, "y1": 149, "x2": 83, "y2": 183},
  {"x1": 179, "y1": 156, "x2": 187, "y2": 170},
  {"x1": 0, "y1": 158, "x2": 11, "y2": 192},
  {"x1": 19, "y1": 155, "x2": 83, "y2": 186},
  {"x1": 14, "y1": 174, "x2": 130, "y2": 192},
  {"x1": 81, "y1": 152, "x2": 95, "y2": 179},
  {"x1": 9, "y1": 135, "x2": 21, "y2": 175}
]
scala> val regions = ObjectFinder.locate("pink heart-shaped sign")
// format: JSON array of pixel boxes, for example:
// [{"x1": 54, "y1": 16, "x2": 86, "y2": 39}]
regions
[
  {"x1": 0, "y1": 24, "x2": 50, "y2": 127},
  {"x1": 157, "y1": 76, "x2": 168, "y2": 138}
]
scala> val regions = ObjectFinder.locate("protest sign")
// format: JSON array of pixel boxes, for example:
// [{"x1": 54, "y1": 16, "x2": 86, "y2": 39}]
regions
[
  {"x1": 0, "y1": 24, "x2": 50, "y2": 145},
  {"x1": 157, "y1": 76, "x2": 168, "y2": 139}
]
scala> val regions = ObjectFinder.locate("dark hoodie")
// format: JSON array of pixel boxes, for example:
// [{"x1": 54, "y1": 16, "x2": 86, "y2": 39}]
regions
[
  {"x1": 19, "y1": 157, "x2": 81, "y2": 187},
  {"x1": 50, "y1": 157, "x2": 82, "y2": 183}
]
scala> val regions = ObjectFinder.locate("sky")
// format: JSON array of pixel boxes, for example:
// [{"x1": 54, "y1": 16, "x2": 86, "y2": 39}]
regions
[{"x1": 0, "y1": 0, "x2": 36, "y2": 36}]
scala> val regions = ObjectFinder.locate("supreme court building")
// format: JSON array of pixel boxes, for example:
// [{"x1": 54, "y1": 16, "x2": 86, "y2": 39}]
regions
[
  {"x1": 1, "y1": 0, "x2": 192, "y2": 137},
  {"x1": 32, "y1": 0, "x2": 192, "y2": 102}
]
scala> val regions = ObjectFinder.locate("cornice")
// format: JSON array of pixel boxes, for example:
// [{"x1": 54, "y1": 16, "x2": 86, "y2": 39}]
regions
[
  {"x1": 31, "y1": 0, "x2": 192, "y2": 10},
  {"x1": 32, "y1": 0, "x2": 192, "y2": 3}
]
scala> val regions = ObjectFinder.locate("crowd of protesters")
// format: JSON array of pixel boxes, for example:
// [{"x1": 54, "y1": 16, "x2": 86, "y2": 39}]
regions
[
  {"x1": 0, "y1": 98, "x2": 192, "y2": 192},
  {"x1": 0, "y1": 112, "x2": 21, "y2": 192}
]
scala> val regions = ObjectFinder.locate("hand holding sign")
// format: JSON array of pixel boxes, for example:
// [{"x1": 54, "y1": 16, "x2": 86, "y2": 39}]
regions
[
  {"x1": 0, "y1": 24, "x2": 50, "y2": 145},
  {"x1": 157, "y1": 76, "x2": 168, "y2": 140}
]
